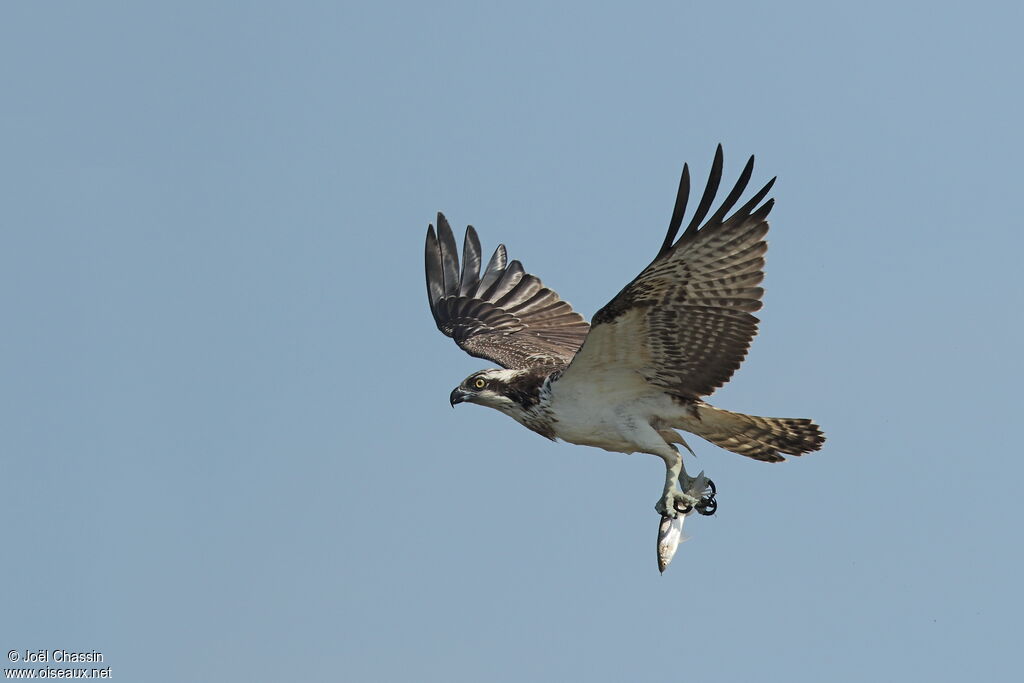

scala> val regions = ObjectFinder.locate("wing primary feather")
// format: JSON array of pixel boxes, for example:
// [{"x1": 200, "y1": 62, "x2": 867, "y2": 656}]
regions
[
  {"x1": 425, "y1": 224, "x2": 445, "y2": 321},
  {"x1": 436, "y1": 213, "x2": 460, "y2": 297},
  {"x1": 748, "y1": 198, "x2": 775, "y2": 225},
  {"x1": 477, "y1": 244, "x2": 507, "y2": 296},
  {"x1": 705, "y1": 154, "x2": 754, "y2": 227},
  {"x1": 459, "y1": 226, "x2": 482, "y2": 296},
  {"x1": 480, "y1": 259, "x2": 525, "y2": 301},
  {"x1": 659, "y1": 164, "x2": 691, "y2": 257},
  {"x1": 728, "y1": 176, "x2": 777, "y2": 223},
  {"x1": 682, "y1": 144, "x2": 724, "y2": 239}
]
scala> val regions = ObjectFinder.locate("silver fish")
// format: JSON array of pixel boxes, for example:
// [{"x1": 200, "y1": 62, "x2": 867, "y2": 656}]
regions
[{"x1": 657, "y1": 512, "x2": 689, "y2": 573}]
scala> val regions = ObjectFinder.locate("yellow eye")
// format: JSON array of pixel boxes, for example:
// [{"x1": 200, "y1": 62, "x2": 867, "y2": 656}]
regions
[{"x1": 474, "y1": 378, "x2": 487, "y2": 389}]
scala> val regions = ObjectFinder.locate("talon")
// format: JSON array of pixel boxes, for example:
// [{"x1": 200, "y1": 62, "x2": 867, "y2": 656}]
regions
[
  {"x1": 695, "y1": 479, "x2": 717, "y2": 516},
  {"x1": 657, "y1": 489, "x2": 700, "y2": 518},
  {"x1": 696, "y1": 496, "x2": 717, "y2": 516}
]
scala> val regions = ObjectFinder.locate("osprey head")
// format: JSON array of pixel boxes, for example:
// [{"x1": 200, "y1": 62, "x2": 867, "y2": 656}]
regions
[
  {"x1": 449, "y1": 367, "x2": 551, "y2": 418},
  {"x1": 449, "y1": 369, "x2": 521, "y2": 412}
]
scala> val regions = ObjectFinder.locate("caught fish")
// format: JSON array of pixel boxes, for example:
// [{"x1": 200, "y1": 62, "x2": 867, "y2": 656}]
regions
[{"x1": 657, "y1": 511, "x2": 690, "y2": 573}]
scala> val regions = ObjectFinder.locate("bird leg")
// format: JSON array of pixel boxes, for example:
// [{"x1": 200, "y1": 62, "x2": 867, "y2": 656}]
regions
[
  {"x1": 654, "y1": 447, "x2": 703, "y2": 518},
  {"x1": 655, "y1": 445, "x2": 719, "y2": 517},
  {"x1": 670, "y1": 434, "x2": 717, "y2": 515}
]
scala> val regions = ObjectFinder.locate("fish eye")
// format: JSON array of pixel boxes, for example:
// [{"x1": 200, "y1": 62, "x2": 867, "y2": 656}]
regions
[{"x1": 474, "y1": 378, "x2": 487, "y2": 389}]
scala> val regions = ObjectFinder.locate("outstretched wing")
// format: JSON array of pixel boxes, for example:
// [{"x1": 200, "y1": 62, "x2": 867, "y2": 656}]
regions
[
  {"x1": 562, "y1": 145, "x2": 775, "y2": 399},
  {"x1": 425, "y1": 213, "x2": 590, "y2": 370}
]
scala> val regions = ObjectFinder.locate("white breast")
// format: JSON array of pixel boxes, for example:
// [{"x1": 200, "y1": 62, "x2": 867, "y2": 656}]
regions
[{"x1": 547, "y1": 369, "x2": 674, "y2": 453}]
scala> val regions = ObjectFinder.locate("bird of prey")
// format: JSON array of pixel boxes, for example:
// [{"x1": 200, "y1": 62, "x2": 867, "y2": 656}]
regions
[{"x1": 424, "y1": 146, "x2": 824, "y2": 523}]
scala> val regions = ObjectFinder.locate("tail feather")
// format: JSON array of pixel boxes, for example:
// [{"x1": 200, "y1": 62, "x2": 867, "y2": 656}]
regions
[{"x1": 689, "y1": 403, "x2": 825, "y2": 463}]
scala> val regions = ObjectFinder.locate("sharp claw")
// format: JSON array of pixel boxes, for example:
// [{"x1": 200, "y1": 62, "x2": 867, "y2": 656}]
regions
[
  {"x1": 695, "y1": 478, "x2": 717, "y2": 516},
  {"x1": 696, "y1": 496, "x2": 717, "y2": 516}
]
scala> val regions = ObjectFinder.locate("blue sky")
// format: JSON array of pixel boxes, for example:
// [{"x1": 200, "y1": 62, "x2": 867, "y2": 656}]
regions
[{"x1": 2, "y1": 2, "x2": 1021, "y2": 681}]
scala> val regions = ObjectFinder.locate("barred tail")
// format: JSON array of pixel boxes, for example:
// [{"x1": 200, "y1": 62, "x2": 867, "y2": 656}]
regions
[{"x1": 689, "y1": 403, "x2": 825, "y2": 463}]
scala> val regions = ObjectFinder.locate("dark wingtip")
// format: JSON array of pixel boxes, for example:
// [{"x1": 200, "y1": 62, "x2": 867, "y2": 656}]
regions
[
  {"x1": 664, "y1": 147, "x2": 777, "y2": 245},
  {"x1": 459, "y1": 225, "x2": 483, "y2": 296},
  {"x1": 659, "y1": 163, "x2": 691, "y2": 257},
  {"x1": 705, "y1": 153, "x2": 755, "y2": 228},
  {"x1": 681, "y1": 145, "x2": 724, "y2": 239},
  {"x1": 424, "y1": 221, "x2": 444, "y2": 320},
  {"x1": 434, "y1": 213, "x2": 460, "y2": 298}
]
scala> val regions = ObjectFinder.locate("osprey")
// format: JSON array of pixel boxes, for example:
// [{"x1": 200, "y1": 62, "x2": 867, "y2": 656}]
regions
[{"x1": 424, "y1": 146, "x2": 824, "y2": 522}]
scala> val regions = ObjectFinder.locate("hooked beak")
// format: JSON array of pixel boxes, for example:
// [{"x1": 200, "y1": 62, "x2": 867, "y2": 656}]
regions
[{"x1": 450, "y1": 387, "x2": 469, "y2": 407}]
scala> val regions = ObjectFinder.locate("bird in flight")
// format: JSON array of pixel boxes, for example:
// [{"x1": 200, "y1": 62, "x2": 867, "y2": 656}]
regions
[{"x1": 424, "y1": 146, "x2": 824, "y2": 524}]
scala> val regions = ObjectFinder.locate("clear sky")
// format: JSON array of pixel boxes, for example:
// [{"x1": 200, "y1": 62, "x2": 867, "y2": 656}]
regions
[{"x1": 2, "y1": 2, "x2": 1022, "y2": 681}]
